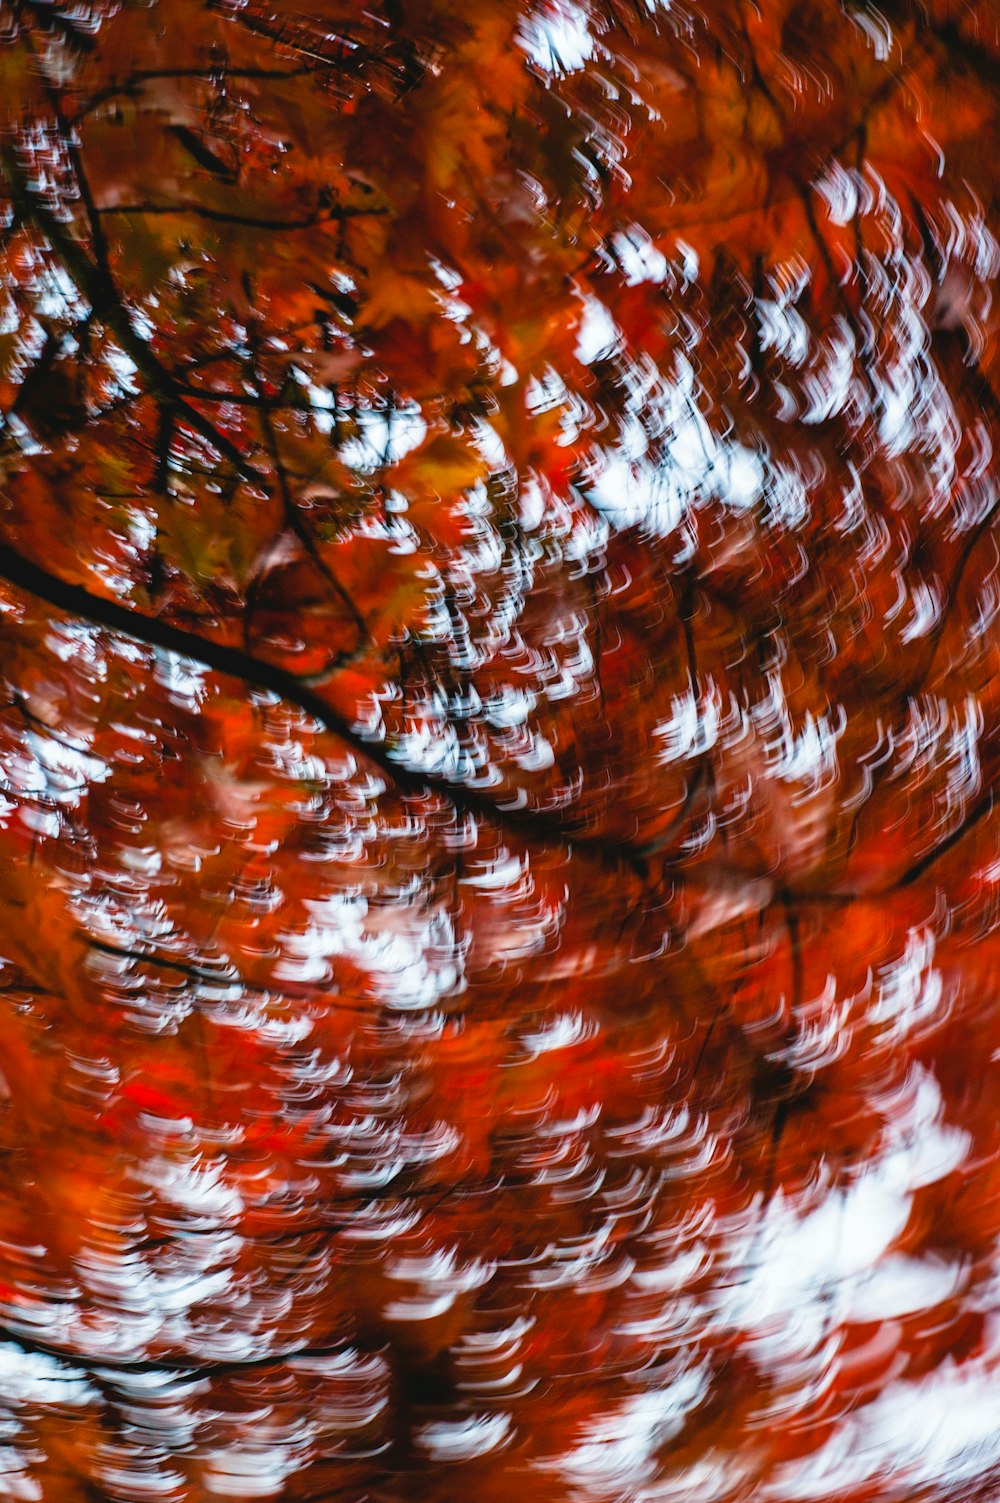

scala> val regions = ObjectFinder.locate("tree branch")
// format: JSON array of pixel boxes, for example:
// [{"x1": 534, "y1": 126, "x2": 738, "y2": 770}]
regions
[
  {"x1": 0, "y1": 541, "x2": 633, "y2": 862},
  {"x1": 95, "y1": 201, "x2": 386, "y2": 230},
  {"x1": 0, "y1": 143, "x2": 269, "y2": 489}
]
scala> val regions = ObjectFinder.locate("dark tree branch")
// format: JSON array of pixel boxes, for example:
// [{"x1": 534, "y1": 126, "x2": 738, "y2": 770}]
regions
[
  {"x1": 0, "y1": 1319, "x2": 358, "y2": 1378},
  {"x1": 1, "y1": 144, "x2": 269, "y2": 489},
  {"x1": 243, "y1": 304, "x2": 369, "y2": 655},
  {"x1": 0, "y1": 541, "x2": 633, "y2": 865},
  {"x1": 95, "y1": 201, "x2": 386, "y2": 230},
  {"x1": 73, "y1": 65, "x2": 312, "y2": 122}
]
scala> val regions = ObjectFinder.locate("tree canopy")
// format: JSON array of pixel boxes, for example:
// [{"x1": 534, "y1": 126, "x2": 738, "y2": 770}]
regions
[{"x1": 1, "y1": 1, "x2": 1000, "y2": 1499}]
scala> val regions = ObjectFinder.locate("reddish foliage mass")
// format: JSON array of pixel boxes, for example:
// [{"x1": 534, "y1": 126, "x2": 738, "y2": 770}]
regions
[{"x1": 1, "y1": 2, "x2": 1000, "y2": 1499}]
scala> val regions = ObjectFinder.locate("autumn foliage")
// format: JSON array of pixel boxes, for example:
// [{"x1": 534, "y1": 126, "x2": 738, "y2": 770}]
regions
[{"x1": 1, "y1": 0, "x2": 1000, "y2": 1499}]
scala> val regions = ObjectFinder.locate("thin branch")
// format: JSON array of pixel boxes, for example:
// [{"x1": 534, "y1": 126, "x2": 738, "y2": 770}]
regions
[
  {"x1": 1, "y1": 144, "x2": 269, "y2": 489},
  {"x1": 0, "y1": 1318, "x2": 358, "y2": 1378},
  {"x1": 72, "y1": 65, "x2": 313, "y2": 123},
  {"x1": 95, "y1": 201, "x2": 386, "y2": 230},
  {"x1": 0, "y1": 541, "x2": 637, "y2": 865},
  {"x1": 889, "y1": 785, "x2": 996, "y2": 893},
  {"x1": 243, "y1": 303, "x2": 369, "y2": 657}
]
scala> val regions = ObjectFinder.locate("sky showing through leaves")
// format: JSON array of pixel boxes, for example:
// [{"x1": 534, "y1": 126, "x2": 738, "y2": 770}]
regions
[{"x1": 0, "y1": 2, "x2": 1000, "y2": 1500}]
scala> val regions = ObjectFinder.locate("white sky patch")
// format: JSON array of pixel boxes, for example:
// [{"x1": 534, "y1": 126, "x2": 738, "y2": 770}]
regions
[
  {"x1": 588, "y1": 353, "x2": 765, "y2": 533},
  {"x1": 383, "y1": 1247, "x2": 493, "y2": 1324},
  {"x1": 416, "y1": 1412, "x2": 512, "y2": 1463},
  {"x1": 609, "y1": 226, "x2": 671, "y2": 286},
  {"x1": 757, "y1": 296, "x2": 810, "y2": 367},
  {"x1": 149, "y1": 1153, "x2": 245, "y2": 1222},
  {"x1": 0, "y1": 1346, "x2": 98, "y2": 1407},
  {"x1": 202, "y1": 1442, "x2": 299, "y2": 1498},
  {"x1": 105, "y1": 343, "x2": 140, "y2": 398},
  {"x1": 577, "y1": 296, "x2": 620, "y2": 364},
  {"x1": 538, "y1": 1360, "x2": 709, "y2": 1498},
  {"x1": 799, "y1": 317, "x2": 855, "y2": 424},
  {"x1": 484, "y1": 683, "x2": 536, "y2": 730},
  {"x1": 588, "y1": 425, "x2": 763, "y2": 532},
  {"x1": 636, "y1": 1067, "x2": 985, "y2": 1503},
  {"x1": 846, "y1": 1254, "x2": 962, "y2": 1322},
  {"x1": 519, "y1": 3, "x2": 594, "y2": 74},
  {"x1": 768, "y1": 1355, "x2": 1000, "y2": 1502},
  {"x1": 654, "y1": 682, "x2": 723, "y2": 765},
  {"x1": 339, "y1": 404, "x2": 428, "y2": 471},
  {"x1": 519, "y1": 1009, "x2": 596, "y2": 1057},
  {"x1": 587, "y1": 452, "x2": 672, "y2": 531},
  {"x1": 44, "y1": 620, "x2": 108, "y2": 673},
  {"x1": 871, "y1": 926, "x2": 945, "y2": 1041},
  {"x1": 154, "y1": 652, "x2": 210, "y2": 708},
  {"x1": 715, "y1": 1068, "x2": 968, "y2": 1342},
  {"x1": 752, "y1": 684, "x2": 846, "y2": 800},
  {"x1": 34, "y1": 262, "x2": 85, "y2": 324},
  {"x1": 0, "y1": 710, "x2": 108, "y2": 809},
  {"x1": 0, "y1": 1450, "x2": 42, "y2": 1503},
  {"x1": 297, "y1": 888, "x2": 464, "y2": 1011},
  {"x1": 387, "y1": 714, "x2": 466, "y2": 783}
]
